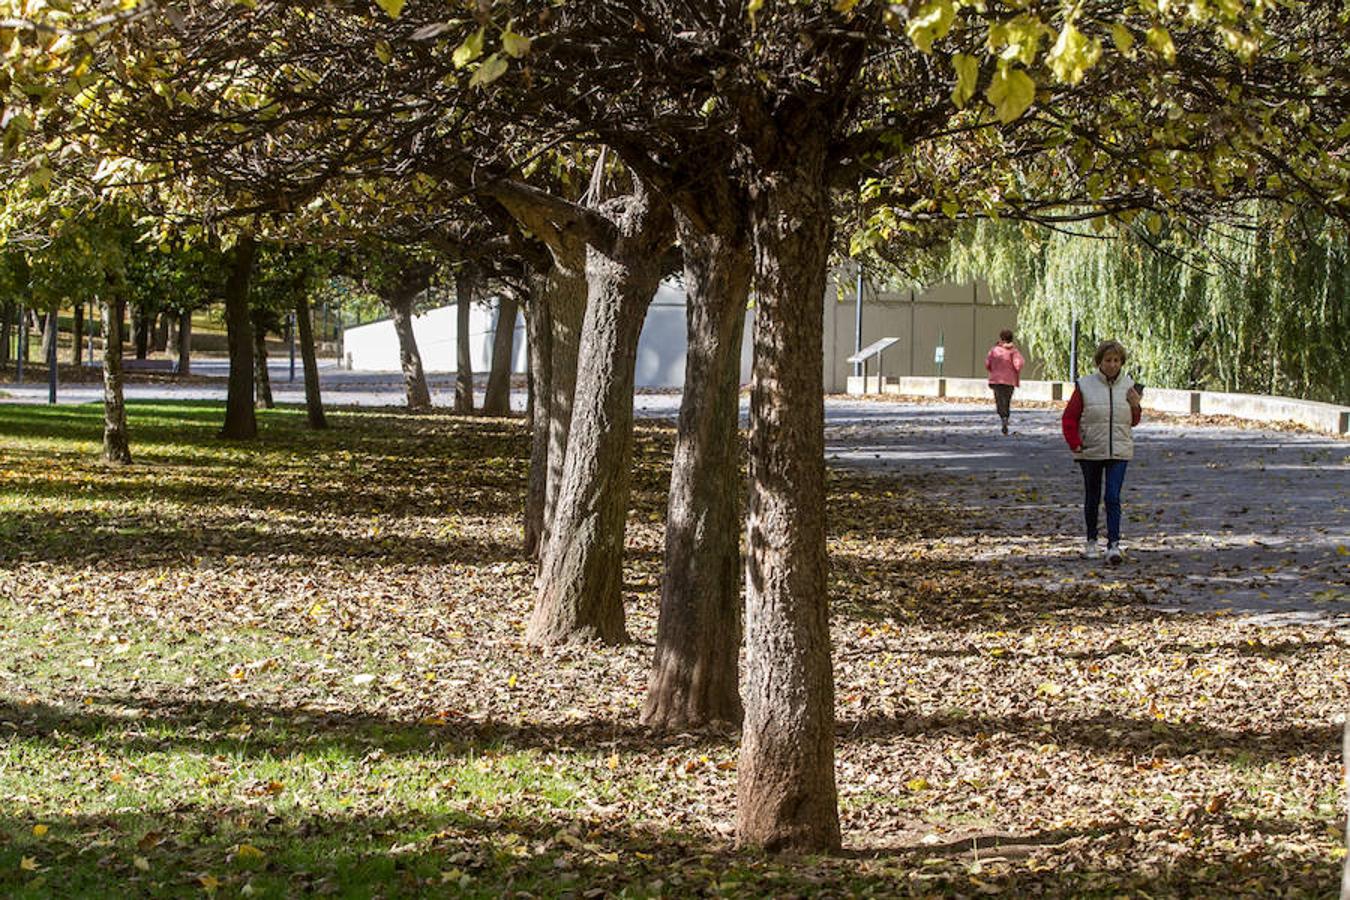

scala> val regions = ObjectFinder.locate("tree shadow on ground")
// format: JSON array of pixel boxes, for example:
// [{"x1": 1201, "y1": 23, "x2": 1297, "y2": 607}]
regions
[
  {"x1": 839, "y1": 709, "x2": 1339, "y2": 764},
  {"x1": 0, "y1": 801, "x2": 1333, "y2": 898}
]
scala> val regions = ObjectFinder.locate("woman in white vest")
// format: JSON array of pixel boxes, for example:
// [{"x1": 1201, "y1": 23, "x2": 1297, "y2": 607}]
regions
[{"x1": 1061, "y1": 340, "x2": 1143, "y2": 564}]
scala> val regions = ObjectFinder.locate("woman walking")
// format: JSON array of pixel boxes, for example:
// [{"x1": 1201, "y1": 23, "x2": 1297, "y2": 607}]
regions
[
  {"x1": 1062, "y1": 340, "x2": 1143, "y2": 564},
  {"x1": 985, "y1": 329, "x2": 1024, "y2": 434}
]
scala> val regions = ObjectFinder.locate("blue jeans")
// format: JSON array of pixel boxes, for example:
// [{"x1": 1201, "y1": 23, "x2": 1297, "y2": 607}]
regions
[{"x1": 1078, "y1": 460, "x2": 1129, "y2": 543}]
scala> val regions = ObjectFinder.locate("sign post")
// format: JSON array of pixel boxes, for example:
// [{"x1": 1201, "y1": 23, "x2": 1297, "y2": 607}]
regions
[{"x1": 934, "y1": 330, "x2": 945, "y2": 379}]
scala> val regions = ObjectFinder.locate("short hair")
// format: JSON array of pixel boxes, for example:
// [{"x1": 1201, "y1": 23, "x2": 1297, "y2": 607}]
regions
[
  {"x1": 999, "y1": 328, "x2": 1014, "y2": 342},
  {"x1": 1093, "y1": 340, "x2": 1128, "y2": 365}
]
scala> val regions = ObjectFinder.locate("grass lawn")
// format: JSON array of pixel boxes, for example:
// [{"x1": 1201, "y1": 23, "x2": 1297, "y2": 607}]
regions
[{"x1": 0, "y1": 401, "x2": 1344, "y2": 897}]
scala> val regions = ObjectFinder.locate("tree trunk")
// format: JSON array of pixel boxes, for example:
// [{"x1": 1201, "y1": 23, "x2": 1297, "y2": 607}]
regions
[
  {"x1": 220, "y1": 234, "x2": 258, "y2": 439},
  {"x1": 0, "y1": 299, "x2": 12, "y2": 368},
  {"x1": 152, "y1": 311, "x2": 169, "y2": 353},
  {"x1": 1343, "y1": 716, "x2": 1350, "y2": 900},
  {"x1": 173, "y1": 310, "x2": 192, "y2": 375},
  {"x1": 295, "y1": 292, "x2": 327, "y2": 429},
  {"x1": 454, "y1": 265, "x2": 476, "y2": 413},
  {"x1": 736, "y1": 137, "x2": 840, "y2": 853},
  {"x1": 644, "y1": 211, "x2": 750, "y2": 730},
  {"x1": 132, "y1": 305, "x2": 151, "y2": 360},
  {"x1": 40, "y1": 310, "x2": 56, "y2": 364},
  {"x1": 253, "y1": 322, "x2": 274, "y2": 409},
  {"x1": 524, "y1": 275, "x2": 552, "y2": 559},
  {"x1": 539, "y1": 266, "x2": 587, "y2": 561},
  {"x1": 101, "y1": 293, "x2": 132, "y2": 465},
  {"x1": 528, "y1": 183, "x2": 673, "y2": 646},
  {"x1": 483, "y1": 289, "x2": 519, "y2": 416},
  {"x1": 389, "y1": 293, "x2": 431, "y2": 410},
  {"x1": 71, "y1": 303, "x2": 84, "y2": 366}
]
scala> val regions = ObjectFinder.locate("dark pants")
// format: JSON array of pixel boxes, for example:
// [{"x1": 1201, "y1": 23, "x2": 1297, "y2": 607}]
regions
[
  {"x1": 1078, "y1": 459, "x2": 1129, "y2": 543},
  {"x1": 992, "y1": 384, "x2": 1014, "y2": 419}
]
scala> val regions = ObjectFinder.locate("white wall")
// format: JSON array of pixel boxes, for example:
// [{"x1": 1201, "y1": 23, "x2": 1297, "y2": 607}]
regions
[{"x1": 341, "y1": 276, "x2": 1011, "y2": 392}]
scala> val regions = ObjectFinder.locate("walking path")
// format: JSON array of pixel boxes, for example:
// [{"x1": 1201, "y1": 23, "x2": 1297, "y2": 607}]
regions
[{"x1": 4, "y1": 367, "x2": 1346, "y2": 626}]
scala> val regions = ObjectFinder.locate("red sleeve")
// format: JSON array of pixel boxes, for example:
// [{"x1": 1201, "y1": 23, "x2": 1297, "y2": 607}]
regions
[
  {"x1": 1012, "y1": 350, "x2": 1024, "y2": 373},
  {"x1": 1062, "y1": 387, "x2": 1084, "y2": 450}
]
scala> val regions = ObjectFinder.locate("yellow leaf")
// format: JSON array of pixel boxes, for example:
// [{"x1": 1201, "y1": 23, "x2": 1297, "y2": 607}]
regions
[
  {"x1": 374, "y1": 40, "x2": 392, "y2": 65},
  {"x1": 1047, "y1": 21, "x2": 1101, "y2": 85},
  {"x1": 133, "y1": 856, "x2": 150, "y2": 871},
  {"x1": 236, "y1": 843, "x2": 265, "y2": 862},
  {"x1": 506, "y1": 673, "x2": 517, "y2": 688},
  {"x1": 607, "y1": 753, "x2": 619, "y2": 770},
  {"x1": 31, "y1": 824, "x2": 48, "y2": 838},
  {"x1": 1147, "y1": 26, "x2": 1176, "y2": 64},
  {"x1": 986, "y1": 64, "x2": 1036, "y2": 123},
  {"x1": 834, "y1": 0, "x2": 862, "y2": 12},
  {"x1": 374, "y1": 0, "x2": 405, "y2": 19},
  {"x1": 199, "y1": 874, "x2": 220, "y2": 892},
  {"x1": 1335, "y1": 544, "x2": 1348, "y2": 556},
  {"x1": 905, "y1": 777, "x2": 930, "y2": 791},
  {"x1": 453, "y1": 28, "x2": 484, "y2": 68},
  {"x1": 19, "y1": 857, "x2": 39, "y2": 871},
  {"x1": 469, "y1": 52, "x2": 509, "y2": 87},
  {"x1": 1111, "y1": 23, "x2": 1135, "y2": 55},
  {"x1": 1036, "y1": 680, "x2": 1063, "y2": 697},
  {"x1": 501, "y1": 30, "x2": 531, "y2": 59},
  {"x1": 951, "y1": 52, "x2": 979, "y2": 108},
  {"x1": 907, "y1": 0, "x2": 955, "y2": 54}
]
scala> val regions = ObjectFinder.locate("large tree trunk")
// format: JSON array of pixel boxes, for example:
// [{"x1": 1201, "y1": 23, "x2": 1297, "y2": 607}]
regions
[
  {"x1": 523, "y1": 275, "x2": 552, "y2": 559},
  {"x1": 132, "y1": 305, "x2": 151, "y2": 360},
  {"x1": 539, "y1": 266, "x2": 586, "y2": 561},
  {"x1": 100, "y1": 292, "x2": 132, "y2": 465},
  {"x1": 220, "y1": 234, "x2": 258, "y2": 439},
  {"x1": 172, "y1": 310, "x2": 192, "y2": 375},
  {"x1": 295, "y1": 292, "x2": 327, "y2": 429},
  {"x1": 643, "y1": 210, "x2": 750, "y2": 731},
  {"x1": 389, "y1": 293, "x2": 431, "y2": 410},
  {"x1": 527, "y1": 183, "x2": 673, "y2": 646},
  {"x1": 454, "y1": 265, "x2": 476, "y2": 413},
  {"x1": 1343, "y1": 716, "x2": 1350, "y2": 900},
  {"x1": 483, "y1": 289, "x2": 519, "y2": 416},
  {"x1": 70, "y1": 303, "x2": 84, "y2": 366},
  {"x1": 736, "y1": 137, "x2": 840, "y2": 853},
  {"x1": 253, "y1": 320, "x2": 274, "y2": 409}
]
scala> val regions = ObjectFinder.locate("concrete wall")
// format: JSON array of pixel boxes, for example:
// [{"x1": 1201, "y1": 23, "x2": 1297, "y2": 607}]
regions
[
  {"x1": 343, "y1": 301, "x2": 527, "y2": 374},
  {"x1": 824, "y1": 279, "x2": 1031, "y2": 392}
]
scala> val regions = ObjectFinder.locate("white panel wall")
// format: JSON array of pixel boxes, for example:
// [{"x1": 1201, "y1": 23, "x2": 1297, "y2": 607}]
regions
[{"x1": 343, "y1": 301, "x2": 526, "y2": 374}]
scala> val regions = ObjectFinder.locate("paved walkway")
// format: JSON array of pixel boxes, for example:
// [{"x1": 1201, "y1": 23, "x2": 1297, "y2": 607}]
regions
[
  {"x1": 824, "y1": 398, "x2": 1350, "y2": 628},
  {"x1": 4, "y1": 367, "x2": 1346, "y2": 625}
]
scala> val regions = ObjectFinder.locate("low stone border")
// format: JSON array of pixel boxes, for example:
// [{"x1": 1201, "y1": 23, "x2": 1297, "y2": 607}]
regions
[{"x1": 846, "y1": 375, "x2": 1350, "y2": 435}]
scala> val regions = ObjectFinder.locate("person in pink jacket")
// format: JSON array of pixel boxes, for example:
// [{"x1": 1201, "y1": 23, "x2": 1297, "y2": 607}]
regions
[{"x1": 985, "y1": 329, "x2": 1025, "y2": 434}]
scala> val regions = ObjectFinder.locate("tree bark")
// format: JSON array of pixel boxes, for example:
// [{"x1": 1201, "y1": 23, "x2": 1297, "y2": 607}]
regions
[
  {"x1": 539, "y1": 266, "x2": 586, "y2": 561},
  {"x1": 253, "y1": 321, "x2": 274, "y2": 409},
  {"x1": 295, "y1": 291, "x2": 327, "y2": 429},
  {"x1": 100, "y1": 292, "x2": 132, "y2": 465},
  {"x1": 1343, "y1": 715, "x2": 1350, "y2": 900},
  {"x1": 523, "y1": 274, "x2": 552, "y2": 559},
  {"x1": 173, "y1": 310, "x2": 192, "y2": 375},
  {"x1": 0, "y1": 299, "x2": 12, "y2": 368},
  {"x1": 220, "y1": 234, "x2": 258, "y2": 439},
  {"x1": 71, "y1": 303, "x2": 84, "y2": 366},
  {"x1": 132, "y1": 305, "x2": 151, "y2": 360},
  {"x1": 483, "y1": 289, "x2": 519, "y2": 416},
  {"x1": 644, "y1": 210, "x2": 750, "y2": 730},
  {"x1": 736, "y1": 134, "x2": 840, "y2": 853},
  {"x1": 152, "y1": 311, "x2": 169, "y2": 353},
  {"x1": 528, "y1": 182, "x2": 673, "y2": 646},
  {"x1": 40, "y1": 309, "x2": 56, "y2": 364},
  {"x1": 454, "y1": 265, "x2": 476, "y2": 413},
  {"x1": 389, "y1": 292, "x2": 431, "y2": 410}
]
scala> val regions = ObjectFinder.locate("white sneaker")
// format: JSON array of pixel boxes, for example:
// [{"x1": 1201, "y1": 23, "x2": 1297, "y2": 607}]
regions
[
  {"x1": 1082, "y1": 540, "x2": 1100, "y2": 559},
  {"x1": 1105, "y1": 543, "x2": 1124, "y2": 564}
]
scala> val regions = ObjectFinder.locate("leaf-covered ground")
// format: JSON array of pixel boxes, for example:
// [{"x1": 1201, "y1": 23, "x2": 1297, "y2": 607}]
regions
[{"x1": 0, "y1": 402, "x2": 1344, "y2": 898}]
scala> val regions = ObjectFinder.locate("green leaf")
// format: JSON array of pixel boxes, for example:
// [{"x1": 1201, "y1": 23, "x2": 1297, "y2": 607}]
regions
[
  {"x1": 1048, "y1": 22, "x2": 1101, "y2": 85},
  {"x1": 453, "y1": 28, "x2": 485, "y2": 68},
  {"x1": 951, "y1": 52, "x2": 979, "y2": 108},
  {"x1": 907, "y1": 0, "x2": 955, "y2": 54},
  {"x1": 374, "y1": 39, "x2": 392, "y2": 65},
  {"x1": 374, "y1": 0, "x2": 405, "y2": 20},
  {"x1": 986, "y1": 64, "x2": 1036, "y2": 123},
  {"x1": 469, "y1": 53, "x2": 509, "y2": 88},
  {"x1": 501, "y1": 29, "x2": 531, "y2": 59}
]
